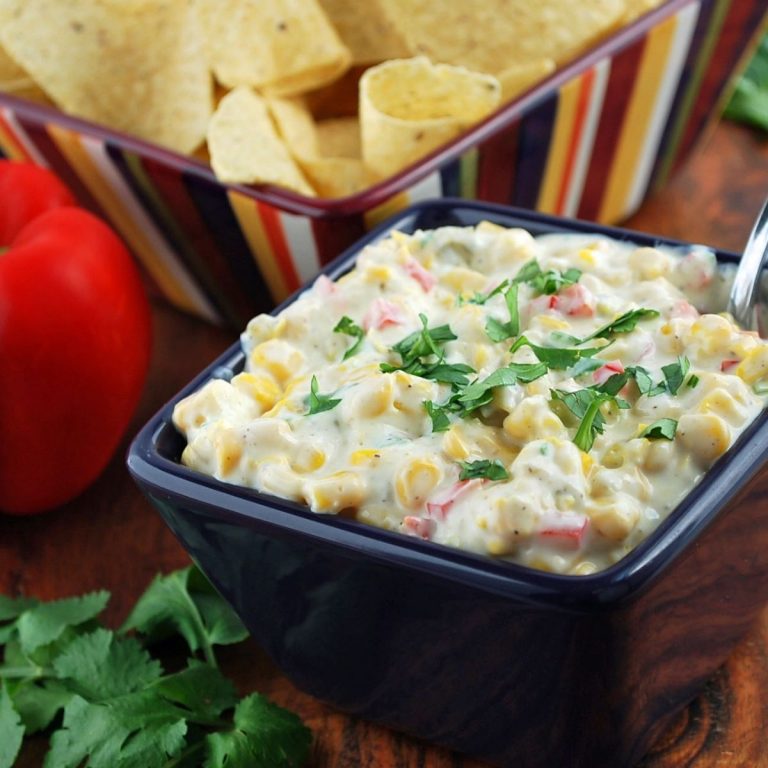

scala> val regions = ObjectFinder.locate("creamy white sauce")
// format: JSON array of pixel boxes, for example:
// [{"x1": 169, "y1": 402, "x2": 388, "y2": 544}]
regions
[{"x1": 173, "y1": 223, "x2": 768, "y2": 574}]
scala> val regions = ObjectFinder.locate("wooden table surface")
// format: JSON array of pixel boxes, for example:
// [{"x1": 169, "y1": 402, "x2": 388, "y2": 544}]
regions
[{"x1": 3, "y1": 118, "x2": 768, "y2": 767}]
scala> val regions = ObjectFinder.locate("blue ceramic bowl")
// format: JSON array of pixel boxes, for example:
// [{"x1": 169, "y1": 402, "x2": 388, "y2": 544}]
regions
[{"x1": 128, "y1": 200, "x2": 768, "y2": 768}]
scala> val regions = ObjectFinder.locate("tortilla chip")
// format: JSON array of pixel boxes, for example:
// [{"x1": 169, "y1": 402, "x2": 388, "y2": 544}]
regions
[
  {"x1": 374, "y1": 0, "x2": 626, "y2": 74},
  {"x1": 0, "y1": 0, "x2": 212, "y2": 154},
  {"x1": 317, "y1": 0, "x2": 410, "y2": 64},
  {"x1": 498, "y1": 59, "x2": 557, "y2": 102},
  {"x1": 359, "y1": 56, "x2": 501, "y2": 179},
  {"x1": 208, "y1": 87, "x2": 314, "y2": 196},
  {"x1": 268, "y1": 96, "x2": 368, "y2": 198},
  {"x1": 193, "y1": 0, "x2": 351, "y2": 97}
]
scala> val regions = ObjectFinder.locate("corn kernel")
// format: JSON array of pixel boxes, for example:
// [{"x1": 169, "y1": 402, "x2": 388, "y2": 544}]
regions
[
  {"x1": 587, "y1": 498, "x2": 639, "y2": 541},
  {"x1": 249, "y1": 339, "x2": 305, "y2": 386},
  {"x1": 538, "y1": 315, "x2": 570, "y2": 331},
  {"x1": 677, "y1": 413, "x2": 731, "y2": 466},
  {"x1": 292, "y1": 446, "x2": 326, "y2": 473},
  {"x1": 441, "y1": 266, "x2": 487, "y2": 293},
  {"x1": 736, "y1": 346, "x2": 768, "y2": 385},
  {"x1": 442, "y1": 426, "x2": 470, "y2": 460},
  {"x1": 395, "y1": 458, "x2": 442, "y2": 509},
  {"x1": 578, "y1": 248, "x2": 596, "y2": 265},
  {"x1": 364, "y1": 264, "x2": 392, "y2": 283},
  {"x1": 232, "y1": 372, "x2": 281, "y2": 411},
  {"x1": 306, "y1": 471, "x2": 366, "y2": 513},
  {"x1": 350, "y1": 449, "x2": 382, "y2": 466}
]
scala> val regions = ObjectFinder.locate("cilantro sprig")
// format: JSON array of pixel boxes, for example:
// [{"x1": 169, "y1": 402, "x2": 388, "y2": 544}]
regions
[
  {"x1": 380, "y1": 314, "x2": 474, "y2": 386},
  {"x1": 333, "y1": 316, "x2": 364, "y2": 360},
  {"x1": 458, "y1": 459, "x2": 509, "y2": 481},
  {"x1": 307, "y1": 375, "x2": 341, "y2": 415},
  {"x1": 0, "y1": 566, "x2": 311, "y2": 768}
]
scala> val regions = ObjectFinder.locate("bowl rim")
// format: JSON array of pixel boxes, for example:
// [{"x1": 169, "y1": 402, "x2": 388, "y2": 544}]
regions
[
  {"x1": 127, "y1": 199, "x2": 768, "y2": 612},
  {"x1": 0, "y1": 0, "x2": 699, "y2": 218}
]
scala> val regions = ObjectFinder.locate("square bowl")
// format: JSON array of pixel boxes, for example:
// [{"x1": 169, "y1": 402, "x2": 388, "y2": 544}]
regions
[
  {"x1": 128, "y1": 199, "x2": 768, "y2": 768},
  {"x1": 0, "y1": 0, "x2": 765, "y2": 328}
]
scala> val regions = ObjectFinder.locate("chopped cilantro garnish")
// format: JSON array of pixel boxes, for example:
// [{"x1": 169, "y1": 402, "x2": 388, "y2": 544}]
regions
[
  {"x1": 580, "y1": 308, "x2": 660, "y2": 343},
  {"x1": 485, "y1": 282, "x2": 520, "y2": 342},
  {"x1": 529, "y1": 266, "x2": 582, "y2": 295},
  {"x1": 687, "y1": 374, "x2": 700, "y2": 389},
  {"x1": 661, "y1": 356, "x2": 690, "y2": 395},
  {"x1": 458, "y1": 363, "x2": 547, "y2": 412},
  {"x1": 458, "y1": 459, "x2": 509, "y2": 481},
  {"x1": 639, "y1": 418, "x2": 678, "y2": 440},
  {"x1": 424, "y1": 400, "x2": 451, "y2": 432},
  {"x1": 307, "y1": 375, "x2": 341, "y2": 415},
  {"x1": 510, "y1": 335, "x2": 604, "y2": 370},
  {"x1": 462, "y1": 279, "x2": 509, "y2": 305},
  {"x1": 333, "y1": 315, "x2": 365, "y2": 360}
]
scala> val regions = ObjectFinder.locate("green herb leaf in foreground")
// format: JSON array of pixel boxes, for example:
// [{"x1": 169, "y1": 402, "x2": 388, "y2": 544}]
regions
[
  {"x1": 639, "y1": 418, "x2": 678, "y2": 440},
  {"x1": 724, "y1": 32, "x2": 768, "y2": 132},
  {"x1": 0, "y1": 565, "x2": 311, "y2": 768}
]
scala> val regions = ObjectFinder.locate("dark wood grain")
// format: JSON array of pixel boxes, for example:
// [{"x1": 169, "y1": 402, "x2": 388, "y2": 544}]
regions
[{"x1": 2, "y1": 119, "x2": 768, "y2": 768}]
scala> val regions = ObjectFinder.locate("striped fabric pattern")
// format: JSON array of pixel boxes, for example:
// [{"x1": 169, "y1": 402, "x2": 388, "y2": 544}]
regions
[{"x1": 0, "y1": 0, "x2": 763, "y2": 326}]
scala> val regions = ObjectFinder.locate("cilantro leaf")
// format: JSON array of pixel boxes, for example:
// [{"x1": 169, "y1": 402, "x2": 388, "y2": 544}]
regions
[
  {"x1": 0, "y1": 683, "x2": 24, "y2": 768},
  {"x1": 306, "y1": 375, "x2": 341, "y2": 416},
  {"x1": 10, "y1": 680, "x2": 72, "y2": 735},
  {"x1": 661, "y1": 356, "x2": 690, "y2": 395},
  {"x1": 458, "y1": 459, "x2": 509, "y2": 481},
  {"x1": 484, "y1": 283, "x2": 519, "y2": 342},
  {"x1": 424, "y1": 401, "x2": 451, "y2": 432},
  {"x1": 333, "y1": 316, "x2": 364, "y2": 360},
  {"x1": 205, "y1": 693, "x2": 312, "y2": 768},
  {"x1": 16, "y1": 591, "x2": 109, "y2": 656},
  {"x1": 458, "y1": 363, "x2": 547, "y2": 412},
  {"x1": 120, "y1": 566, "x2": 247, "y2": 667},
  {"x1": 391, "y1": 314, "x2": 456, "y2": 364},
  {"x1": 462, "y1": 279, "x2": 509, "y2": 305},
  {"x1": 53, "y1": 629, "x2": 162, "y2": 701},
  {"x1": 573, "y1": 396, "x2": 609, "y2": 452},
  {"x1": 580, "y1": 308, "x2": 660, "y2": 343},
  {"x1": 529, "y1": 266, "x2": 582, "y2": 295},
  {"x1": 511, "y1": 335, "x2": 604, "y2": 370},
  {"x1": 639, "y1": 418, "x2": 678, "y2": 440},
  {"x1": 152, "y1": 661, "x2": 237, "y2": 719}
]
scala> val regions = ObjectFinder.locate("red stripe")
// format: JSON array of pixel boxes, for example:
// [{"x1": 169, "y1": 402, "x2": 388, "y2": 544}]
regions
[
  {"x1": 142, "y1": 157, "x2": 253, "y2": 325},
  {"x1": 0, "y1": 112, "x2": 33, "y2": 160},
  {"x1": 310, "y1": 214, "x2": 367, "y2": 267},
  {"x1": 476, "y1": 121, "x2": 519, "y2": 204},
  {"x1": 256, "y1": 201, "x2": 301, "y2": 293},
  {"x1": 576, "y1": 36, "x2": 648, "y2": 222},
  {"x1": 555, "y1": 68, "x2": 596, "y2": 215},
  {"x1": 13, "y1": 115, "x2": 106, "y2": 218}
]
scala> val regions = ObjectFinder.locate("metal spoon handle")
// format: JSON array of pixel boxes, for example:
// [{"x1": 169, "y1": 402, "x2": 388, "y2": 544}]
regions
[{"x1": 727, "y1": 196, "x2": 768, "y2": 334}]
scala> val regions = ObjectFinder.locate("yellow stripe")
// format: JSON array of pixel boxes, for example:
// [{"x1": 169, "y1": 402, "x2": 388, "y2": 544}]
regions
[
  {"x1": 364, "y1": 190, "x2": 410, "y2": 230},
  {"x1": 598, "y1": 14, "x2": 678, "y2": 223},
  {"x1": 536, "y1": 76, "x2": 582, "y2": 214},
  {"x1": 46, "y1": 123, "x2": 198, "y2": 314},
  {"x1": 227, "y1": 190, "x2": 290, "y2": 302},
  {"x1": 0, "y1": 119, "x2": 27, "y2": 160}
]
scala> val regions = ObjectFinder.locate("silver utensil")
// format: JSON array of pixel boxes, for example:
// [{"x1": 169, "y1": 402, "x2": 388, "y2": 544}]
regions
[{"x1": 727, "y1": 196, "x2": 768, "y2": 335}]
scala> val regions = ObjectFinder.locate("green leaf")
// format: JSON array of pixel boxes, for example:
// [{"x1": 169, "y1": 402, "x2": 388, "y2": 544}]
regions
[
  {"x1": 484, "y1": 282, "x2": 519, "y2": 342},
  {"x1": 306, "y1": 375, "x2": 341, "y2": 415},
  {"x1": 53, "y1": 629, "x2": 162, "y2": 701},
  {"x1": 0, "y1": 596, "x2": 38, "y2": 623},
  {"x1": 424, "y1": 401, "x2": 451, "y2": 433},
  {"x1": 661, "y1": 356, "x2": 690, "y2": 396},
  {"x1": 11, "y1": 680, "x2": 72, "y2": 734},
  {"x1": 16, "y1": 591, "x2": 109, "y2": 655},
  {"x1": 639, "y1": 418, "x2": 678, "y2": 440},
  {"x1": 391, "y1": 314, "x2": 456, "y2": 364},
  {"x1": 333, "y1": 316, "x2": 364, "y2": 360},
  {"x1": 153, "y1": 661, "x2": 237, "y2": 719},
  {"x1": 724, "y1": 33, "x2": 768, "y2": 132},
  {"x1": 580, "y1": 308, "x2": 659, "y2": 343},
  {"x1": 187, "y1": 569, "x2": 249, "y2": 649},
  {"x1": 0, "y1": 682, "x2": 24, "y2": 768},
  {"x1": 511, "y1": 335, "x2": 604, "y2": 370},
  {"x1": 457, "y1": 364, "x2": 546, "y2": 412},
  {"x1": 462, "y1": 279, "x2": 509, "y2": 305},
  {"x1": 458, "y1": 459, "x2": 509, "y2": 481},
  {"x1": 204, "y1": 693, "x2": 311, "y2": 768}
]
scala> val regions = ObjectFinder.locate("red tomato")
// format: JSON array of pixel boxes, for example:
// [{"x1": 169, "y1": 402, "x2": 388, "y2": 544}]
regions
[
  {"x1": 0, "y1": 160, "x2": 76, "y2": 243},
  {"x1": 0, "y1": 162, "x2": 151, "y2": 515}
]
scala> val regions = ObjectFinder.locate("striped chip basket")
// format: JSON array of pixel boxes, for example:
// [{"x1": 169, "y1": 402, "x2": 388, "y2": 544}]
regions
[{"x1": 0, "y1": 0, "x2": 764, "y2": 328}]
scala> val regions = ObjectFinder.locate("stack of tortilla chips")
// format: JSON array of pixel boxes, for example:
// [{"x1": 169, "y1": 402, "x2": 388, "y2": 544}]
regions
[{"x1": 0, "y1": 0, "x2": 662, "y2": 198}]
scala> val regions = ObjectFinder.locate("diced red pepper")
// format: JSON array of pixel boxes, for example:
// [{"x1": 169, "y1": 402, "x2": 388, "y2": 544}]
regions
[
  {"x1": 538, "y1": 512, "x2": 589, "y2": 549},
  {"x1": 363, "y1": 297, "x2": 406, "y2": 331},
  {"x1": 593, "y1": 360, "x2": 625, "y2": 385},
  {"x1": 405, "y1": 258, "x2": 437, "y2": 292},
  {"x1": 670, "y1": 299, "x2": 699, "y2": 319},
  {"x1": 721, "y1": 358, "x2": 740, "y2": 373},
  {"x1": 402, "y1": 516, "x2": 435, "y2": 540},
  {"x1": 556, "y1": 283, "x2": 595, "y2": 317},
  {"x1": 425, "y1": 479, "x2": 478, "y2": 520},
  {"x1": 314, "y1": 274, "x2": 337, "y2": 296}
]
